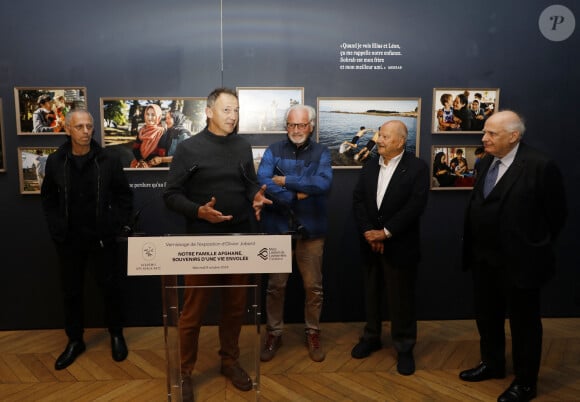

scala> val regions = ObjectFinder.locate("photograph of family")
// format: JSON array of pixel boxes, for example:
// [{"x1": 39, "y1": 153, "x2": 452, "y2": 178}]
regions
[
  {"x1": 432, "y1": 88, "x2": 499, "y2": 133},
  {"x1": 15, "y1": 87, "x2": 87, "y2": 135},
  {"x1": 100, "y1": 98, "x2": 206, "y2": 170},
  {"x1": 431, "y1": 145, "x2": 485, "y2": 190}
]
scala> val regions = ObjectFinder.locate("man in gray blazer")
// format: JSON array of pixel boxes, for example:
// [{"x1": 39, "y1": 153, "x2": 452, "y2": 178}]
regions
[{"x1": 459, "y1": 110, "x2": 567, "y2": 402}]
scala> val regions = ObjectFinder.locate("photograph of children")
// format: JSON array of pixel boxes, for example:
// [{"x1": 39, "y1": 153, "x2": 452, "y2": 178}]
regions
[
  {"x1": 0, "y1": 99, "x2": 5, "y2": 172},
  {"x1": 17, "y1": 147, "x2": 57, "y2": 194},
  {"x1": 432, "y1": 88, "x2": 499, "y2": 133},
  {"x1": 15, "y1": 87, "x2": 87, "y2": 135},
  {"x1": 317, "y1": 97, "x2": 420, "y2": 168},
  {"x1": 237, "y1": 87, "x2": 303, "y2": 133},
  {"x1": 100, "y1": 97, "x2": 206, "y2": 170},
  {"x1": 430, "y1": 145, "x2": 484, "y2": 190}
]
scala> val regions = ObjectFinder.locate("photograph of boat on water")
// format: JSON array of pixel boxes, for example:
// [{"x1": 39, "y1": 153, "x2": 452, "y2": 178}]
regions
[{"x1": 317, "y1": 97, "x2": 420, "y2": 168}]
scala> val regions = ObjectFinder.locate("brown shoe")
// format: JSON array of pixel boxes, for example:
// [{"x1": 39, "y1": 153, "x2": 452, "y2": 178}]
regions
[
  {"x1": 305, "y1": 330, "x2": 326, "y2": 362},
  {"x1": 220, "y1": 362, "x2": 253, "y2": 391},
  {"x1": 260, "y1": 333, "x2": 282, "y2": 362},
  {"x1": 181, "y1": 374, "x2": 194, "y2": 402}
]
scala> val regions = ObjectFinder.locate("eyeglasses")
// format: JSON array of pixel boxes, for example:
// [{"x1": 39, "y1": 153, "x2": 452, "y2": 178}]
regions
[{"x1": 286, "y1": 122, "x2": 310, "y2": 130}]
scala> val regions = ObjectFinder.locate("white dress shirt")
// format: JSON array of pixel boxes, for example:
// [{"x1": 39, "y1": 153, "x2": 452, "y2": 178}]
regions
[{"x1": 376, "y1": 152, "x2": 403, "y2": 238}]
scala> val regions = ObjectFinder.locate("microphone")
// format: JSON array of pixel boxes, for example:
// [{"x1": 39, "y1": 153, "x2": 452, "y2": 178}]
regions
[{"x1": 177, "y1": 164, "x2": 199, "y2": 185}]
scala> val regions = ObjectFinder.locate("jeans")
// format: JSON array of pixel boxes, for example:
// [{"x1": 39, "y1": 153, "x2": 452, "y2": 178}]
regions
[{"x1": 265, "y1": 237, "x2": 325, "y2": 335}]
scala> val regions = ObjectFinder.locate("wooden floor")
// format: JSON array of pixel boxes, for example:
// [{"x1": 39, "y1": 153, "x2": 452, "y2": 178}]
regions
[{"x1": 1, "y1": 319, "x2": 579, "y2": 401}]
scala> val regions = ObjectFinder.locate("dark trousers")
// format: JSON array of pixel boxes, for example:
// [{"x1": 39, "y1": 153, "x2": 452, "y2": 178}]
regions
[
  {"x1": 472, "y1": 261, "x2": 542, "y2": 386},
  {"x1": 55, "y1": 239, "x2": 125, "y2": 340},
  {"x1": 179, "y1": 273, "x2": 249, "y2": 374},
  {"x1": 362, "y1": 254, "x2": 417, "y2": 353}
]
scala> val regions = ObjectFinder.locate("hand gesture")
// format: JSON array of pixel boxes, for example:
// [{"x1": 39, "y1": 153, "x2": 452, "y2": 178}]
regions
[
  {"x1": 197, "y1": 197, "x2": 233, "y2": 223},
  {"x1": 253, "y1": 184, "x2": 273, "y2": 221}
]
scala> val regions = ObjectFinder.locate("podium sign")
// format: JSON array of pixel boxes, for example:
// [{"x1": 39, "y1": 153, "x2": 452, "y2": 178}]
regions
[{"x1": 127, "y1": 234, "x2": 292, "y2": 276}]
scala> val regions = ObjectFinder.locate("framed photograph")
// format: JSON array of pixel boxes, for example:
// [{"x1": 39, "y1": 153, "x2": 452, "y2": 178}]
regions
[
  {"x1": 317, "y1": 97, "x2": 421, "y2": 169},
  {"x1": 100, "y1": 97, "x2": 206, "y2": 170},
  {"x1": 15, "y1": 87, "x2": 87, "y2": 135},
  {"x1": 17, "y1": 146, "x2": 57, "y2": 194},
  {"x1": 432, "y1": 88, "x2": 500, "y2": 133},
  {"x1": 251, "y1": 146, "x2": 267, "y2": 171},
  {"x1": 237, "y1": 87, "x2": 304, "y2": 133},
  {"x1": 0, "y1": 98, "x2": 6, "y2": 172},
  {"x1": 431, "y1": 145, "x2": 485, "y2": 190}
]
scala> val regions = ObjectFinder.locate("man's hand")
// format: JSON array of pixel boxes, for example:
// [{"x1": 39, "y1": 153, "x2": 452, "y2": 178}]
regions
[
  {"x1": 364, "y1": 229, "x2": 387, "y2": 254},
  {"x1": 253, "y1": 184, "x2": 273, "y2": 221},
  {"x1": 197, "y1": 197, "x2": 233, "y2": 223},
  {"x1": 272, "y1": 175, "x2": 285, "y2": 187}
]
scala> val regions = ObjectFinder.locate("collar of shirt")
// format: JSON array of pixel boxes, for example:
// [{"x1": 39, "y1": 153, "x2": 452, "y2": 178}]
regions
[
  {"x1": 378, "y1": 151, "x2": 404, "y2": 168},
  {"x1": 376, "y1": 151, "x2": 404, "y2": 208},
  {"x1": 493, "y1": 142, "x2": 519, "y2": 180}
]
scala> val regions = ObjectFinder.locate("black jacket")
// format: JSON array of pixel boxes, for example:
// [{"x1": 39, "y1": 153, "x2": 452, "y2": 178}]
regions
[
  {"x1": 462, "y1": 142, "x2": 567, "y2": 287},
  {"x1": 353, "y1": 151, "x2": 430, "y2": 267},
  {"x1": 41, "y1": 138, "x2": 133, "y2": 244}
]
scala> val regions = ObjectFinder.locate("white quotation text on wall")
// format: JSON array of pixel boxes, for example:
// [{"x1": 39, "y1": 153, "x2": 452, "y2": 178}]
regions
[{"x1": 339, "y1": 41, "x2": 403, "y2": 71}]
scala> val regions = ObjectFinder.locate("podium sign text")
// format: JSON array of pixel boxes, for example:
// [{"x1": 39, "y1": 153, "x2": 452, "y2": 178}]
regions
[{"x1": 127, "y1": 234, "x2": 292, "y2": 276}]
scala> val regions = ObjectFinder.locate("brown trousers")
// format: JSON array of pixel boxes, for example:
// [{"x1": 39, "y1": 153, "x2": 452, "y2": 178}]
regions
[{"x1": 179, "y1": 273, "x2": 249, "y2": 374}]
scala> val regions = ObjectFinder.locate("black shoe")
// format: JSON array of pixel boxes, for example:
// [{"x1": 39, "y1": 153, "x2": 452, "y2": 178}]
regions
[
  {"x1": 397, "y1": 351, "x2": 415, "y2": 375},
  {"x1": 459, "y1": 362, "x2": 505, "y2": 382},
  {"x1": 181, "y1": 374, "x2": 195, "y2": 402},
  {"x1": 111, "y1": 334, "x2": 128, "y2": 362},
  {"x1": 220, "y1": 362, "x2": 253, "y2": 391},
  {"x1": 54, "y1": 340, "x2": 86, "y2": 370},
  {"x1": 351, "y1": 337, "x2": 381, "y2": 359},
  {"x1": 498, "y1": 382, "x2": 537, "y2": 402}
]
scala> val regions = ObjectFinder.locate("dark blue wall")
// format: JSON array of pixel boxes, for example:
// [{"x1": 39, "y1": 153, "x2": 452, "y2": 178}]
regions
[{"x1": 1, "y1": 0, "x2": 578, "y2": 330}]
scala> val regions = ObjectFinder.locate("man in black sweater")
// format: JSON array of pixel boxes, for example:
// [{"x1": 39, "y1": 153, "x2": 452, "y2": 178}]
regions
[{"x1": 164, "y1": 87, "x2": 271, "y2": 401}]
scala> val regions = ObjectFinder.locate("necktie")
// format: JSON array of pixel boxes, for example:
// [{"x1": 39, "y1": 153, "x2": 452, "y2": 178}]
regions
[{"x1": 483, "y1": 159, "x2": 501, "y2": 198}]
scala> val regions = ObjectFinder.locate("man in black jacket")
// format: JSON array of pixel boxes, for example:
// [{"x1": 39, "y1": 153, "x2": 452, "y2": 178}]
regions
[
  {"x1": 459, "y1": 110, "x2": 567, "y2": 402},
  {"x1": 41, "y1": 109, "x2": 133, "y2": 370},
  {"x1": 351, "y1": 120, "x2": 429, "y2": 376}
]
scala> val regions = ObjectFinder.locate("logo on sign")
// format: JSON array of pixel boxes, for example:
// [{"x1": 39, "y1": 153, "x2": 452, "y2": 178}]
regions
[
  {"x1": 142, "y1": 242, "x2": 156, "y2": 260},
  {"x1": 257, "y1": 247, "x2": 269, "y2": 260}
]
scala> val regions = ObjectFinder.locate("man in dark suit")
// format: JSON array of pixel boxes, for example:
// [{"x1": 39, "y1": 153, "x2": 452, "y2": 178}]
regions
[
  {"x1": 351, "y1": 120, "x2": 429, "y2": 376},
  {"x1": 459, "y1": 110, "x2": 567, "y2": 402}
]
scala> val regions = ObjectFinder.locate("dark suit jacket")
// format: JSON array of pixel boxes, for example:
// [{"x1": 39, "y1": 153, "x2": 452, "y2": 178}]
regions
[
  {"x1": 353, "y1": 151, "x2": 430, "y2": 267},
  {"x1": 462, "y1": 142, "x2": 567, "y2": 288}
]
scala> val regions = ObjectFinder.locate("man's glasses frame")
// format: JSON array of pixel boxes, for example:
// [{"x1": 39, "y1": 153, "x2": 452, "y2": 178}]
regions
[{"x1": 286, "y1": 122, "x2": 310, "y2": 130}]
